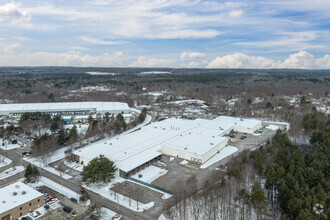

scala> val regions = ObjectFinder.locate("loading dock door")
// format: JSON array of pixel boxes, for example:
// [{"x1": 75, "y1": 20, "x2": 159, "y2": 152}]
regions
[{"x1": 119, "y1": 169, "x2": 126, "y2": 178}]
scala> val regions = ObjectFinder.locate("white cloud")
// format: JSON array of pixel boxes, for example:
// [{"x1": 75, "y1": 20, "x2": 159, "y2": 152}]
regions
[
  {"x1": 235, "y1": 31, "x2": 323, "y2": 52},
  {"x1": 180, "y1": 52, "x2": 205, "y2": 60},
  {"x1": 69, "y1": 46, "x2": 89, "y2": 51},
  {"x1": 229, "y1": 10, "x2": 243, "y2": 18},
  {"x1": 0, "y1": 51, "x2": 126, "y2": 67},
  {"x1": 81, "y1": 36, "x2": 125, "y2": 45},
  {"x1": 207, "y1": 51, "x2": 330, "y2": 69},
  {"x1": 2, "y1": 43, "x2": 21, "y2": 53},
  {"x1": 0, "y1": 3, "x2": 30, "y2": 23},
  {"x1": 129, "y1": 56, "x2": 175, "y2": 67},
  {"x1": 207, "y1": 53, "x2": 274, "y2": 69},
  {"x1": 274, "y1": 51, "x2": 330, "y2": 69}
]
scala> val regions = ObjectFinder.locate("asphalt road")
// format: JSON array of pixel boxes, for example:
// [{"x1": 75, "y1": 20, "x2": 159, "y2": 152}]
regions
[{"x1": 0, "y1": 148, "x2": 155, "y2": 220}]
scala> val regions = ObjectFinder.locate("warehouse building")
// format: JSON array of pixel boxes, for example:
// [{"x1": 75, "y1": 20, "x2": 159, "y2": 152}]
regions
[
  {"x1": 73, "y1": 116, "x2": 261, "y2": 178},
  {"x1": 0, "y1": 182, "x2": 44, "y2": 220},
  {"x1": 0, "y1": 102, "x2": 131, "y2": 116}
]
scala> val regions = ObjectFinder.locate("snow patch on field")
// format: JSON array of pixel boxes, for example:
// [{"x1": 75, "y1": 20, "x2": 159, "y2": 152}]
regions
[
  {"x1": 131, "y1": 165, "x2": 167, "y2": 184},
  {"x1": 0, "y1": 155, "x2": 12, "y2": 168},
  {"x1": 0, "y1": 166, "x2": 24, "y2": 179},
  {"x1": 201, "y1": 146, "x2": 238, "y2": 169}
]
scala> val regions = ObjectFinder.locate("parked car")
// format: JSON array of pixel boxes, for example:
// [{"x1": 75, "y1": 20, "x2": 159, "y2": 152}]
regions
[
  {"x1": 63, "y1": 206, "x2": 73, "y2": 213},
  {"x1": 44, "y1": 205, "x2": 50, "y2": 210},
  {"x1": 70, "y1": 198, "x2": 78, "y2": 203}
]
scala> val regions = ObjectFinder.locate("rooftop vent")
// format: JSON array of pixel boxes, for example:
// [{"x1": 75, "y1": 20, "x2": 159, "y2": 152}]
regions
[
  {"x1": 13, "y1": 192, "x2": 18, "y2": 196},
  {"x1": 240, "y1": 119, "x2": 244, "y2": 121},
  {"x1": 22, "y1": 191, "x2": 26, "y2": 195},
  {"x1": 15, "y1": 185, "x2": 19, "y2": 188},
  {"x1": 2, "y1": 201, "x2": 5, "y2": 203},
  {"x1": 210, "y1": 143, "x2": 214, "y2": 145},
  {"x1": 184, "y1": 147, "x2": 187, "y2": 150}
]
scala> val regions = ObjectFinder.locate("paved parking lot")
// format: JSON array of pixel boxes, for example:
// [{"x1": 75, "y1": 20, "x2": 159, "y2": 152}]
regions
[
  {"x1": 111, "y1": 181, "x2": 163, "y2": 204},
  {"x1": 37, "y1": 186, "x2": 90, "y2": 220}
]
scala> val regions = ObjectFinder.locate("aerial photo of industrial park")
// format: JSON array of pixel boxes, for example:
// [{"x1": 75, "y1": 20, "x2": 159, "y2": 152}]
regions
[{"x1": 0, "y1": 1, "x2": 329, "y2": 220}]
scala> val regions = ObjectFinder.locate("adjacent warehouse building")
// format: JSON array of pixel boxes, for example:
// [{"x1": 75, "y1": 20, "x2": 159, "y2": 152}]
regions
[
  {"x1": 0, "y1": 182, "x2": 44, "y2": 220},
  {"x1": 73, "y1": 116, "x2": 261, "y2": 178},
  {"x1": 0, "y1": 102, "x2": 131, "y2": 116}
]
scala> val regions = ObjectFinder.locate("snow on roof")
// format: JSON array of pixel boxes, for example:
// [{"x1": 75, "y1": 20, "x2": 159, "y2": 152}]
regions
[
  {"x1": 0, "y1": 102, "x2": 130, "y2": 114},
  {"x1": 0, "y1": 181, "x2": 43, "y2": 214},
  {"x1": 74, "y1": 116, "x2": 261, "y2": 172}
]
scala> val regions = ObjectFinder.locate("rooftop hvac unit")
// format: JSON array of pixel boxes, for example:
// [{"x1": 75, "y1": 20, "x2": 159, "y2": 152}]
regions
[{"x1": 13, "y1": 192, "x2": 18, "y2": 196}]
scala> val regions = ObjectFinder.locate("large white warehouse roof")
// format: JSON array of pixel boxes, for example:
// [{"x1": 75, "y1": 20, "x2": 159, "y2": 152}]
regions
[
  {"x1": 74, "y1": 116, "x2": 261, "y2": 173},
  {"x1": 0, "y1": 102, "x2": 130, "y2": 115}
]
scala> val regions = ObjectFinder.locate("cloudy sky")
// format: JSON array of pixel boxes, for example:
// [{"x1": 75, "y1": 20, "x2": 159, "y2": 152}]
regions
[{"x1": 0, "y1": 0, "x2": 329, "y2": 68}]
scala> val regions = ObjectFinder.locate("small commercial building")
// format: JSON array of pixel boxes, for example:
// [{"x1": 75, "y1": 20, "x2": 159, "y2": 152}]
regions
[
  {"x1": 74, "y1": 116, "x2": 262, "y2": 177},
  {"x1": 0, "y1": 182, "x2": 44, "y2": 220}
]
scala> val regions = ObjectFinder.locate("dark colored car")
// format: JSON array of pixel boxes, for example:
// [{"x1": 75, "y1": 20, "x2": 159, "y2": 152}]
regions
[
  {"x1": 44, "y1": 205, "x2": 50, "y2": 210},
  {"x1": 63, "y1": 206, "x2": 73, "y2": 213},
  {"x1": 70, "y1": 198, "x2": 78, "y2": 203}
]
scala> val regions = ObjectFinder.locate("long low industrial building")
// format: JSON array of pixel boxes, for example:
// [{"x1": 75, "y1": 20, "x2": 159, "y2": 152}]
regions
[
  {"x1": 0, "y1": 102, "x2": 131, "y2": 116},
  {"x1": 73, "y1": 116, "x2": 261, "y2": 178}
]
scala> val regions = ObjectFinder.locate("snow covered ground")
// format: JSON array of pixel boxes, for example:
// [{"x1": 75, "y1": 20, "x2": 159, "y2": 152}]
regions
[
  {"x1": 0, "y1": 166, "x2": 24, "y2": 179},
  {"x1": 0, "y1": 139, "x2": 21, "y2": 150},
  {"x1": 180, "y1": 160, "x2": 188, "y2": 165},
  {"x1": 266, "y1": 125, "x2": 279, "y2": 131},
  {"x1": 64, "y1": 161, "x2": 84, "y2": 172},
  {"x1": 24, "y1": 146, "x2": 69, "y2": 167},
  {"x1": 27, "y1": 177, "x2": 90, "y2": 206},
  {"x1": 85, "y1": 183, "x2": 154, "y2": 212},
  {"x1": 0, "y1": 155, "x2": 12, "y2": 168},
  {"x1": 64, "y1": 124, "x2": 89, "y2": 135},
  {"x1": 42, "y1": 166, "x2": 72, "y2": 179},
  {"x1": 200, "y1": 146, "x2": 238, "y2": 169},
  {"x1": 99, "y1": 207, "x2": 120, "y2": 220},
  {"x1": 24, "y1": 147, "x2": 73, "y2": 179},
  {"x1": 131, "y1": 165, "x2": 167, "y2": 184}
]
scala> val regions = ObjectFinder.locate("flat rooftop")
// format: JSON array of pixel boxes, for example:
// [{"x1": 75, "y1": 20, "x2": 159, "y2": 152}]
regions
[
  {"x1": 74, "y1": 116, "x2": 261, "y2": 172},
  {"x1": 0, "y1": 181, "x2": 43, "y2": 214},
  {"x1": 0, "y1": 102, "x2": 130, "y2": 114}
]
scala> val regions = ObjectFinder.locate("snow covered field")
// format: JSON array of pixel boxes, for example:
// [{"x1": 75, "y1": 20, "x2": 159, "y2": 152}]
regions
[
  {"x1": 131, "y1": 165, "x2": 167, "y2": 184},
  {"x1": 85, "y1": 183, "x2": 154, "y2": 212},
  {"x1": 0, "y1": 166, "x2": 24, "y2": 179},
  {"x1": 201, "y1": 146, "x2": 238, "y2": 169},
  {"x1": 0, "y1": 155, "x2": 12, "y2": 168}
]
